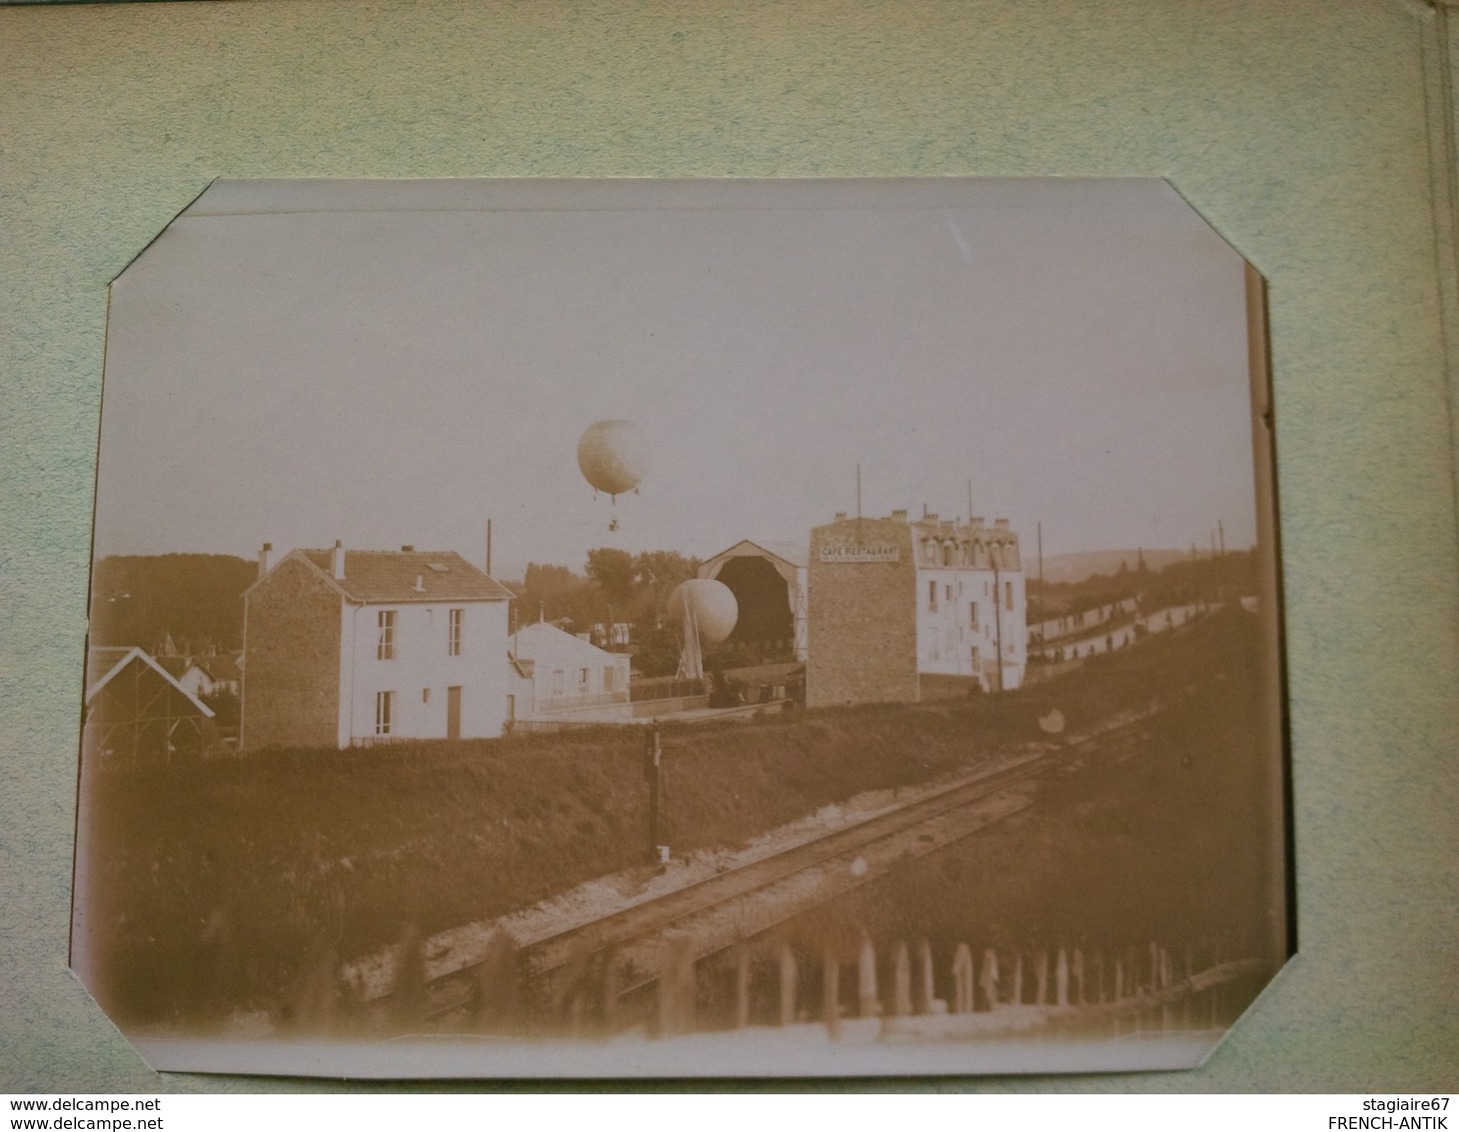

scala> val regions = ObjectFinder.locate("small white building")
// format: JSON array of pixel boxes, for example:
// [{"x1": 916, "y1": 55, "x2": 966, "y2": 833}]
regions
[
  {"x1": 242, "y1": 543, "x2": 513, "y2": 750},
  {"x1": 508, "y1": 620, "x2": 632, "y2": 722},
  {"x1": 174, "y1": 653, "x2": 242, "y2": 699}
]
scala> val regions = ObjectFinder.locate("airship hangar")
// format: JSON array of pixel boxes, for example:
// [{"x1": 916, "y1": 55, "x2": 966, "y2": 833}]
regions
[{"x1": 696, "y1": 539, "x2": 808, "y2": 665}]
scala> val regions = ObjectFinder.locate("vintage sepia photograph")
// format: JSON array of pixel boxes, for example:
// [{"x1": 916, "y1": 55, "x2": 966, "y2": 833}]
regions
[{"x1": 71, "y1": 177, "x2": 1290, "y2": 1078}]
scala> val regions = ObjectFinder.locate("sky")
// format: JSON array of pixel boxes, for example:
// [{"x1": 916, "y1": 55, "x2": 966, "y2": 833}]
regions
[{"x1": 93, "y1": 178, "x2": 1261, "y2": 580}]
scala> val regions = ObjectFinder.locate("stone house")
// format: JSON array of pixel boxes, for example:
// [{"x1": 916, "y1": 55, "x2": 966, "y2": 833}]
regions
[{"x1": 241, "y1": 542, "x2": 513, "y2": 750}]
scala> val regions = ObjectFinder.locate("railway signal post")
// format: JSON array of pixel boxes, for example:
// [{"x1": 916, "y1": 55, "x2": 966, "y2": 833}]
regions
[{"x1": 644, "y1": 725, "x2": 665, "y2": 864}]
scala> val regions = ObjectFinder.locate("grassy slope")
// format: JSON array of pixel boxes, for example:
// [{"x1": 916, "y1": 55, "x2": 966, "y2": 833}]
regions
[
  {"x1": 779, "y1": 608, "x2": 1285, "y2": 965},
  {"x1": 80, "y1": 609, "x2": 1278, "y2": 1026}
]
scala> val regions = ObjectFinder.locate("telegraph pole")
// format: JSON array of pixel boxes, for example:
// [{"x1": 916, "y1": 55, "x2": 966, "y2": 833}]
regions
[
  {"x1": 1037, "y1": 521, "x2": 1045, "y2": 622},
  {"x1": 992, "y1": 546, "x2": 1005, "y2": 694},
  {"x1": 1217, "y1": 519, "x2": 1226, "y2": 604},
  {"x1": 644, "y1": 725, "x2": 664, "y2": 864},
  {"x1": 855, "y1": 463, "x2": 863, "y2": 545}
]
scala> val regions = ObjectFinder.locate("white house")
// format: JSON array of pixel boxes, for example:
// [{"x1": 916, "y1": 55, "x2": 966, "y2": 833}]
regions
[
  {"x1": 241, "y1": 542, "x2": 513, "y2": 750},
  {"x1": 508, "y1": 620, "x2": 632, "y2": 722},
  {"x1": 173, "y1": 653, "x2": 243, "y2": 699},
  {"x1": 911, "y1": 514, "x2": 1027, "y2": 691}
]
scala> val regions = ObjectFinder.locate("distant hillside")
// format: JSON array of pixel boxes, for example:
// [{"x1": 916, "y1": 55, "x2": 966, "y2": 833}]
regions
[
  {"x1": 89, "y1": 554, "x2": 256, "y2": 652},
  {"x1": 1036, "y1": 548, "x2": 1194, "y2": 585}
]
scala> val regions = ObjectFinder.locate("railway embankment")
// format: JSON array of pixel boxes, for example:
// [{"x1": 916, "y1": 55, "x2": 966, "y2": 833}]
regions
[{"x1": 82, "y1": 609, "x2": 1266, "y2": 1033}]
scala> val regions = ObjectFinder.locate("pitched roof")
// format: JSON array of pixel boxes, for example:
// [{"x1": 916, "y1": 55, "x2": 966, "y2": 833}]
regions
[
  {"x1": 751, "y1": 539, "x2": 809, "y2": 569},
  {"x1": 509, "y1": 621, "x2": 622, "y2": 666},
  {"x1": 85, "y1": 646, "x2": 215, "y2": 717},
  {"x1": 288, "y1": 549, "x2": 514, "y2": 603},
  {"x1": 156, "y1": 655, "x2": 190, "y2": 679},
  {"x1": 701, "y1": 538, "x2": 808, "y2": 572}
]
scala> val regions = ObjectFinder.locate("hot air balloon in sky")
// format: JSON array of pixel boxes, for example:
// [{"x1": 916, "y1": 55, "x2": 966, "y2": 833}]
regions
[{"x1": 577, "y1": 419, "x2": 651, "y2": 531}]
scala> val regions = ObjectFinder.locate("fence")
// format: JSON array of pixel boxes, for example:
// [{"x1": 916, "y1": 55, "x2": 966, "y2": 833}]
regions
[
  {"x1": 329, "y1": 925, "x2": 1273, "y2": 1043},
  {"x1": 630, "y1": 676, "x2": 705, "y2": 703},
  {"x1": 533, "y1": 690, "x2": 632, "y2": 714}
]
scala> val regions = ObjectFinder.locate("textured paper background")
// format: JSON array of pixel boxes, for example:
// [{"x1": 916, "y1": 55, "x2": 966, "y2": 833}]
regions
[{"x1": 3, "y1": 0, "x2": 1457, "y2": 1092}]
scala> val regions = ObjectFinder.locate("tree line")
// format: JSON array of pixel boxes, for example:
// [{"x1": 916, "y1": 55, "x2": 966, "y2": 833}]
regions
[{"x1": 508, "y1": 549, "x2": 701, "y2": 676}]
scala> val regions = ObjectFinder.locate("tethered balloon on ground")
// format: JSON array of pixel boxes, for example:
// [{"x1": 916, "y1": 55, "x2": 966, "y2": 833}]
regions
[
  {"x1": 577, "y1": 420, "x2": 651, "y2": 531},
  {"x1": 667, "y1": 578, "x2": 738, "y2": 681}
]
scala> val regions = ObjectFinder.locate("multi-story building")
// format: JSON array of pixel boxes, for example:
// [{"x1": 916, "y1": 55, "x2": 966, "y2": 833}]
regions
[
  {"x1": 241, "y1": 542, "x2": 513, "y2": 750},
  {"x1": 806, "y1": 510, "x2": 1027, "y2": 708}
]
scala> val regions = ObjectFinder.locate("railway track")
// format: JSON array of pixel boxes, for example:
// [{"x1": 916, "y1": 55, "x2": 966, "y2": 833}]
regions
[{"x1": 402, "y1": 709, "x2": 1158, "y2": 1020}]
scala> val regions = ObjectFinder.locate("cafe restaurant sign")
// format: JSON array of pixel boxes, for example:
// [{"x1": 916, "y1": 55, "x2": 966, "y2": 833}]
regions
[{"x1": 819, "y1": 544, "x2": 901, "y2": 564}]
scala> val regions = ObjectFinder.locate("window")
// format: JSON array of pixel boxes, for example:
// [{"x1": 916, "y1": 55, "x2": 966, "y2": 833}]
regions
[
  {"x1": 376, "y1": 610, "x2": 395, "y2": 660},
  {"x1": 970, "y1": 602, "x2": 979, "y2": 630},
  {"x1": 1005, "y1": 580, "x2": 1014, "y2": 611},
  {"x1": 552, "y1": 669, "x2": 565, "y2": 696},
  {"x1": 945, "y1": 583, "x2": 953, "y2": 601},
  {"x1": 375, "y1": 691, "x2": 394, "y2": 736},
  {"x1": 578, "y1": 667, "x2": 590, "y2": 692},
  {"x1": 448, "y1": 608, "x2": 463, "y2": 656},
  {"x1": 422, "y1": 688, "x2": 431, "y2": 704},
  {"x1": 928, "y1": 579, "x2": 937, "y2": 612}
]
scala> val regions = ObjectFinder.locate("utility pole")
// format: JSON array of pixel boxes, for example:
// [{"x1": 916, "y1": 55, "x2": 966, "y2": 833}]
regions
[
  {"x1": 1037, "y1": 521, "x2": 1045, "y2": 622},
  {"x1": 1217, "y1": 520, "x2": 1226, "y2": 605},
  {"x1": 486, "y1": 518, "x2": 493, "y2": 575},
  {"x1": 855, "y1": 463, "x2": 863, "y2": 545},
  {"x1": 1212, "y1": 528, "x2": 1223, "y2": 607},
  {"x1": 644, "y1": 725, "x2": 664, "y2": 863},
  {"x1": 992, "y1": 547, "x2": 1005, "y2": 694}
]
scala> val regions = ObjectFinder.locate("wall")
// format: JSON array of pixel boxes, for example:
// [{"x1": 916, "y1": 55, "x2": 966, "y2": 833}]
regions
[
  {"x1": 806, "y1": 518, "x2": 918, "y2": 708},
  {"x1": 241, "y1": 557, "x2": 341, "y2": 751},
  {"x1": 340, "y1": 599, "x2": 509, "y2": 744},
  {"x1": 915, "y1": 566, "x2": 1026, "y2": 686}
]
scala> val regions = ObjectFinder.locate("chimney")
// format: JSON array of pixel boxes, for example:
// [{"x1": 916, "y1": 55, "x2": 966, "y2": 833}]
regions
[
  {"x1": 891, "y1": 509, "x2": 908, "y2": 522},
  {"x1": 401, "y1": 544, "x2": 415, "y2": 553},
  {"x1": 834, "y1": 511, "x2": 848, "y2": 522},
  {"x1": 414, "y1": 575, "x2": 425, "y2": 593},
  {"x1": 995, "y1": 517, "x2": 1009, "y2": 531},
  {"x1": 926, "y1": 512, "x2": 939, "y2": 524},
  {"x1": 258, "y1": 542, "x2": 272, "y2": 579},
  {"x1": 332, "y1": 540, "x2": 345, "y2": 580}
]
